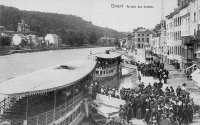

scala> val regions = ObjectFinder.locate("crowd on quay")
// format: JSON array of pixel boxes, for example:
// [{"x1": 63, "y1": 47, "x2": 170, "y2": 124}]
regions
[
  {"x1": 87, "y1": 60, "x2": 199, "y2": 125},
  {"x1": 91, "y1": 80, "x2": 194, "y2": 125},
  {"x1": 138, "y1": 61, "x2": 169, "y2": 84}
]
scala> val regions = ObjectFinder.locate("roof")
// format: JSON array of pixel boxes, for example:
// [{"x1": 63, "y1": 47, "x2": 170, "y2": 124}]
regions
[
  {"x1": 0, "y1": 60, "x2": 96, "y2": 96},
  {"x1": 136, "y1": 29, "x2": 152, "y2": 33},
  {"x1": 46, "y1": 34, "x2": 59, "y2": 37},
  {"x1": 95, "y1": 52, "x2": 121, "y2": 59}
]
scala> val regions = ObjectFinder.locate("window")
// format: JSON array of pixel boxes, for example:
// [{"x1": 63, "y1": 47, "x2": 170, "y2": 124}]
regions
[
  {"x1": 147, "y1": 38, "x2": 149, "y2": 42},
  {"x1": 194, "y1": 12, "x2": 196, "y2": 22},
  {"x1": 199, "y1": 10, "x2": 200, "y2": 20},
  {"x1": 194, "y1": 29, "x2": 196, "y2": 36},
  {"x1": 147, "y1": 34, "x2": 149, "y2": 36},
  {"x1": 138, "y1": 38, "x2": 140, "y2": 42},
  {"x1": 142, "y1": 34, "x2": 144, "y2": 36},
  {"x1": 142, "y1": 38, "x2": 144, "y2": 41},
  {"x1": 138, "y1": 34, "x2": 140, "y2": 36}
]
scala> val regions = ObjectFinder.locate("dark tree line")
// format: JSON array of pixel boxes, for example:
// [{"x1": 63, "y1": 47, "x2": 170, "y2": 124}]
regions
[{"x1": 0, "y1": 5, "x2": 126, "y2": 46}]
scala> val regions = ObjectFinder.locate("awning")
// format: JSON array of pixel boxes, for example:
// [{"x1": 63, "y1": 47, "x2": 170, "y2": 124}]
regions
[
  {"x1": 0, "y1": 60, "x2": 96, "y2": 96},
  {"x1": 191, "y1": 68, "x2": 200, "y2": 88}
]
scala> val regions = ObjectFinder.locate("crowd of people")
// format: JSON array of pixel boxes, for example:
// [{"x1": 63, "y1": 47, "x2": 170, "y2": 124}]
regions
[
  {"x1": 87, "y1": 60, "x2": 199, "y2": 125},
  {"x1": 138, "y1": 61, "x2": 169, "y2": 84},
  {"x1": 118, "y1": 82, "x2": 195, "y2": 125},
  {"x1": 91, "y1": 81, "x2": 195, "y2": 125}
]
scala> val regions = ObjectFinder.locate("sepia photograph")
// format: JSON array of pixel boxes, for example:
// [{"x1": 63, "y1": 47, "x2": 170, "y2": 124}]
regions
[{"x1": 0, "y1": 0, "x2": 200, "y2": 125}]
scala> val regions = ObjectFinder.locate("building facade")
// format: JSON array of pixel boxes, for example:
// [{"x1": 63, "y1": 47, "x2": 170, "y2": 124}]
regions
[
  {"x1": 45, "y1": 34, "x2": 61, "y2": 47},
  {"x1": 134, "y1": 29, "x2": 151, "y2": 49},
  {"x1": 17, "y1": 20, "x2": 30, "y2": 33},
  {"x1": 163, "y1": 0, "x2": 200, "y2": 70}
]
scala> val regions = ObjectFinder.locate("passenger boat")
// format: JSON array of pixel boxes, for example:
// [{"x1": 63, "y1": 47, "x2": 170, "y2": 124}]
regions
[
  {"x1": 88, "y1": 50, "x2": 122, "y2": 79},
  {"x1": 0, "y1": 60, "x2": 96, "y2": 125}
]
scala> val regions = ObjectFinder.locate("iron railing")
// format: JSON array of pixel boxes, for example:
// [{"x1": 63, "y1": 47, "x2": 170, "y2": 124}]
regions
[{"x1": 27, "y1": 91, "x2": 84, "y2": 125}]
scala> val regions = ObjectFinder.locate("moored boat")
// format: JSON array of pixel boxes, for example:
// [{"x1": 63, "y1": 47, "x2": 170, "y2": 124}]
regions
[
  {"x1": 0, "y1": 60, "x2": 96, "y2": 125},
  {"x1": 88, "y1": 50, "x2": 122, "y2": 79}
]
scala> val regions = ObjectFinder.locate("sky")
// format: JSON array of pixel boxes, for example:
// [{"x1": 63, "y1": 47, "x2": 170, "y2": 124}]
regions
[{"x1": 0, "y1": 0, "x2": 177, "y2": 32}]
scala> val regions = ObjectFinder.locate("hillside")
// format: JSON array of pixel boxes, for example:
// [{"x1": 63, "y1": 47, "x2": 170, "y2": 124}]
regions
[{"x1": 0, "y1": 5, "x2": 126, "y2": 45}]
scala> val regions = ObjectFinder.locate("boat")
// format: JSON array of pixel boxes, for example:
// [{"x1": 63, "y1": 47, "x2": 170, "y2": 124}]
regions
[
  {"x1": 89, "y1": 94, "x2": 125, "y2": 125},
  {"x1": 0, "y1": 60, "x2": 96, "y2": 125},
  {"x1": 88, "y1": 50, "x2": 122, "y2": 79}
]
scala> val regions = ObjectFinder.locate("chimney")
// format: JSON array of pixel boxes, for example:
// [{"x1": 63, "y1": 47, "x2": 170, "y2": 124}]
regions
[{"x1": 105, "y1": 50, "x2": 110, "y2": 54}]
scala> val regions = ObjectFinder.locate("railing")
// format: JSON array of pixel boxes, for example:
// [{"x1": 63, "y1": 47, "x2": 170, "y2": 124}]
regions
[
  {"x1": 0, "y1": 97, "x2": 11, "y2": 114},
  {"x1": 27, "y1": 91, "x2": 84, "y2": 125},
  {"x1": 96, "y1": 63, "x2": 118, "y2": 70}
]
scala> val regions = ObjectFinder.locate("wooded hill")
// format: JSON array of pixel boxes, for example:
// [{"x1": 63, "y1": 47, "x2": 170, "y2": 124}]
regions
[{"x1": 0, "y1": 5, "x2": 126, "y2": 46}]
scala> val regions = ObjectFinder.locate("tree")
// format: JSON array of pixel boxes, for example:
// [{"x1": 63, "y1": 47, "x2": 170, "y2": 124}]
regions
[
  {"x1": 19, "y1": 39, "x2": 28, "y2": 47},
  {"x1": 0, "y1": 36, "x2": 11, "y2": 49},
  {"x1": 88, "y1": 31, "x2": 97, "y2": 44}
]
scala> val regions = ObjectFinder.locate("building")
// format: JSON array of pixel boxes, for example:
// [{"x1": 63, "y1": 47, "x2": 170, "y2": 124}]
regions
[
  {"x1": 163, "y1": 0, "x2": 199, "y2": 70},
  {"x1": 134, "y1": 28, "x2": 152, "y2": 49},
  {"x1": 165, "y1": 8, "x2": 182, "y2": 69},
  {"x1": 98, "y1": 37, "x2": 116, "y2": 46},
  {"x1": 149, "y1": 34, "x2": 161, "y2": 56},
  {"x1": 27, "y1": 34, "x2": 39, "y2": 46},
  {"x1": 17, "y1": 20, "x2": 30, "y2": 33},
  {"x1": 12, "y1": 34, "x2": 26, "y2": 46},
  {"x1": 45, "y1": 34, "x2": 61, "y2": 47},
  {"x1": 126, "y1": 34, "x2": 136, "y2": 50}
]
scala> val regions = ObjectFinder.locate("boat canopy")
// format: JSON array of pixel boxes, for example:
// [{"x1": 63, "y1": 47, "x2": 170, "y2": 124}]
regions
[
  {"x1": 0, "y1": 60, "x2": 96, "y2": 96},
  {"x1": 95, "y1": 52, "x2": 121, "y2": 59}
]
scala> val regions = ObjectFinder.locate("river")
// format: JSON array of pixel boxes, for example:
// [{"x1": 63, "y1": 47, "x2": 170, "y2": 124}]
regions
[{"x1": 0, "y1": 47, "x2": 112, "y2": 83}]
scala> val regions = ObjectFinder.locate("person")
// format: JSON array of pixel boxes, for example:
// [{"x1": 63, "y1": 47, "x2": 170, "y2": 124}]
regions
[
  {"x1": 138, "y1": 74, "x2": 141, "y2": 83},
  {"x1": 144, "y1": 109, "x2": 151, "y2": 125},
  {"x1": 163, "y1": 73, "x2": 167, "y2": 84},
  {"x1": 176, "y1": 86, "x2": 181, "y2": 96},
  {"x1": 119, "y1": 105, "x2": 125, "y2": 124},
  {"x1": 88, "y1": 84, "x2": 93, "y2": 99},
  {"x1": 127, "y1": 104, "x2": 132, "y2": 124},
  {"x1": 186, "y1": 70, "x2": 190, "y2": 80}
]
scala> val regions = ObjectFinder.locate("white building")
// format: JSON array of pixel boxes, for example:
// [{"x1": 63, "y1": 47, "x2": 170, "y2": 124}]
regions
[
  {"x1": 149, "y1": 34, "x2": 161, "y2": 55},
  {"x1": 27, "y1": 35, "x2": 39, "y2": 46},
  {"x1": 45, "y1": 34, "x2": 61, "y2": 47},
  {"x1": 12, "y1": 34, "x2": 26, "y2": 46}
]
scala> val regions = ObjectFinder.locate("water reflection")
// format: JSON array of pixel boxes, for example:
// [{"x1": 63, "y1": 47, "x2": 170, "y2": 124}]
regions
[{"x1": 97, "y1": 69, "x2": 138, "y2": 90}]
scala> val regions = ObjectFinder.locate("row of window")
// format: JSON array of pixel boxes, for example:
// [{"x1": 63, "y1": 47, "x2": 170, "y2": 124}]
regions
[
  {"x1": 167, "y1": 31, "x2": 181, "y2": 41},
  {"x1": 167, "y1": 46, "x2": 182, "y2": 55},
  {"x1": 138, "y1": 38, "x2": 149, "y2": 42},
  {"x1": 174, "y1": 17, "x2": 181, "y2": 27},
  {"x1": 137, "y1": 34, "x2": 149, "y2": 37},
  {"x1": 96, "y1": 69, "x2": 115, "y2": 75}
]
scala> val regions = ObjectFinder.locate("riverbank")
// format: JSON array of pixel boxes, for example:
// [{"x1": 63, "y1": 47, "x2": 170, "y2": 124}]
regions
[{"x1": 0, "y1": 45, "x2": 115, "y2": 56}]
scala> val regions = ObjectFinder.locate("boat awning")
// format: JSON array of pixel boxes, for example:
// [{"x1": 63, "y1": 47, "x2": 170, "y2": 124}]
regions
[
  {"x1": 191, "y1": 68, "x2": 200, "y2": 88},
  {"x1": 0, "y1": 60, "x2": 96, "y2": 96}
]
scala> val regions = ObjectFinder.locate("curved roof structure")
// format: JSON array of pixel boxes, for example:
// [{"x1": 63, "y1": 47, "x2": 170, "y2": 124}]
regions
[
  {"x1": 0, "y1": 60, "x2": 96, "y2": 96},
  {"x1": 95, "y1": 52, "x2": 121, "y2": 59}
]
